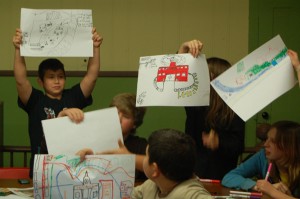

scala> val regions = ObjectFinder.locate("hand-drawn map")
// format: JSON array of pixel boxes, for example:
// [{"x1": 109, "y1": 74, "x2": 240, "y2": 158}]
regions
[
  {"x1": 33, "y1": 154, "x2": 135, "y2": 199},
  {"x1": 136, "y1": 53, "x2": 210, "y2": 107},
  {"x1": 211, "y1": 35, "x2": 297, "y2": 121},
  {"x1": 20, "y1": 8, "x2": 93, "y2": 57}
]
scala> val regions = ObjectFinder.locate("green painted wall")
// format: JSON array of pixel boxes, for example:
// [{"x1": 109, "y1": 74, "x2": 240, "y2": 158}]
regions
[
  {"x1": 246, "y1": 0, "x2": 300, "y2": 147},
  {"x1": 2, "y1": 0, "x2": 300, "y2": 167},
  {"x1": 0, "y1": 76, "x2": 186, "y2": 166}
]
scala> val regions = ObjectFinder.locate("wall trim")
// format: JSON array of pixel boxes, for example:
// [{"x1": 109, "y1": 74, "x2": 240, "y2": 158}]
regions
[{"x1": 0, "y1": 71, "x2": 138, "y2": 77}]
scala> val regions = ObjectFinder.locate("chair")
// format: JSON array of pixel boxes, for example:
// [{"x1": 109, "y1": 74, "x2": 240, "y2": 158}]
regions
[
  {"x1": 0, "y1": 167, "x2": 30, "y2": 179},
  {"x1": 0, "y1": 145, "x2": 31, "y2": 167},
  {"x1": 0, "y1": 145, "x2": 31, "y2": 179}
]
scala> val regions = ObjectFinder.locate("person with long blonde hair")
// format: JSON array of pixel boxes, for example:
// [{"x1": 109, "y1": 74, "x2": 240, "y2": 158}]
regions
[{"x1": 222, "y1": 121, "x2": 300, "y2": 198}]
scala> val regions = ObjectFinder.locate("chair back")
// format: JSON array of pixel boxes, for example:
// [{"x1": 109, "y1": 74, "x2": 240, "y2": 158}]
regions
[{"x1": 0, "y1": 167, "x2": 30, "y2": 179}]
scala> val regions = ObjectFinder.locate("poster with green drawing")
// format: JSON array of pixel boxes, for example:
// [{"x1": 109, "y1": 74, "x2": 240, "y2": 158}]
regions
[
  {"x1": 33, "y1": 154, "x2": 135, "y2": 199},
  {"x1": 211, "y1": 35, "x2": 297, "y2": 121}
]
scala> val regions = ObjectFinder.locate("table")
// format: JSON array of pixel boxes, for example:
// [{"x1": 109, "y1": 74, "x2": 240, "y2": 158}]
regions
[
  {"x1": 0, "y1": 179, "x2": 32, "y2": 188},
  {"x1": 0, "y1": 179, "x2": 270, "y2": 199},
  {"x1": 202, "y1": 182, "x2": 271, "y2": 199},
  {"x1": 202, "y1": 182, "x2": 231, "y2": 196}
]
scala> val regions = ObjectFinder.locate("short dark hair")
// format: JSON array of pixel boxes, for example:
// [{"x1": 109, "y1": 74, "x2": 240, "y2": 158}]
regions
[
  {"x1": 147, "y1": 129, "x2": 196, "y2": 182},
  {"x1": 38, "y1": 58, "x2": 66, "y2": 81}
]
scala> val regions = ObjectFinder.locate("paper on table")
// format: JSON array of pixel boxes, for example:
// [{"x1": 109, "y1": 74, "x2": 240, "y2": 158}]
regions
[
  {"x1": 42, "y1": 107, "x2": 123, "y2": 155},
  {"x1": 20, "y1": 8, "x2": 93, "y2": 57},
  {"x1": 0, "y1": 187, "x2": 33, "y2": 198}
]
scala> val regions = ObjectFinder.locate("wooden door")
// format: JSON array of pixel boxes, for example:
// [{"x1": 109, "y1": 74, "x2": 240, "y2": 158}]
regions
[{"x1": 246, "y1": 0, "x2": 300, "y2": 145}]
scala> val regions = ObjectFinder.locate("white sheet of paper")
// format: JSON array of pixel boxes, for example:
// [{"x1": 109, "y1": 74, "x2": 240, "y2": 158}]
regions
[
  {"x1": 42, "y1": 107, "x2": 123, "y2": 155},
  {"x1": 0, "y1": 195, "x2": 32, "y2": 199},
  {"x1": 20, "y1": 8, "x2": 93, "y2": 57},
  {"x1": 136, "y1": 53, "x2": 210, "y2": 107},
  {"x1": 33, "y1": 154, "x2": 135, "y2": 199},
  {"x1": 211, "y1": 35, "x2": 297, "y2": 121}
]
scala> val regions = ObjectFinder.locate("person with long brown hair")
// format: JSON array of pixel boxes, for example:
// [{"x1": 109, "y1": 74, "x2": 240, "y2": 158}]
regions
[
  {"x1": 222, "y1": 120, "x2": 300, "y2": 198},
  {"x1": 178, "y1": 40, "x2": 245, "y2": 180}
]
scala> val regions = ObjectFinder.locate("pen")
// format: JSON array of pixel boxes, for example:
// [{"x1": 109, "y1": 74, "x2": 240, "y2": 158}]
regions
[
  {"x1": 265, "y1": 162, "x2": 272, "y2": 180},
  {"x1": 230, "y1": 194, "x2": 261, "y2": 199},
  {"x1": 199, "y1": 178, "x2": 221, "y2": 183},
  {"x1": 212, "y1": 196, "x2": 232, "y2": 199},
  {"x1": 229, "y1": 191, "x2": 262, "y2": 197}
]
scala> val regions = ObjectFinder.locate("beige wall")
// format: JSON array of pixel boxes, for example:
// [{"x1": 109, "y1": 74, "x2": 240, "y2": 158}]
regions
[{"x1": 0, "y1": 0, "x2": 248, "y2": 71}]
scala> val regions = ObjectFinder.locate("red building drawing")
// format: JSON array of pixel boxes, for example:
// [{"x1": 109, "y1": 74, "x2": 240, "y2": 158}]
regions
[{"x1": 156, "y1": 62, "x2": 189, "y2": 82}]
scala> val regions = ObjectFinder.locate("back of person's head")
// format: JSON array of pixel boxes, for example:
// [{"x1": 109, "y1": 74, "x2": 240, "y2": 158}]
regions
[
  {"x1": 256, "y1": 123, "x2": 271, "y2": 142},
  {"x1": 207, "y1": 57, "x2": 231, "y2": 80},
  {"x1": 109, "y1": 93, "x2": 146, "y2": 134},
  {"x1": 206, "y1": 57, "x2": 235, "y2": 129},
  {"x1": 38, "y1": 58, "x2": 65, "y2": 81},
  {"x1": 147, "y1": 129, "x2": 196, "y2": 182}
]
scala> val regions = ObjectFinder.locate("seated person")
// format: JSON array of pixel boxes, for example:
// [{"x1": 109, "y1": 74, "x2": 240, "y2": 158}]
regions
[
  {"x1": 242, "y1": 123, "x2": 271, "y2": 162},
  {"x1": 221, "y1": 121, "x2": 300, "y2": 199},
  {"x1": 110, "y1": 93, "x2": 147, "y2": 180},
  {"x1": 255, "y1": 123, "x2": 271, "y2": 145},
  {"x1": 77, "y1": 129, "x2": 212, "y2": 199}
]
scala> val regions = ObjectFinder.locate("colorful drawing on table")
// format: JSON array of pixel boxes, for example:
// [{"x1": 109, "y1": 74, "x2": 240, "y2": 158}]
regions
[
  {"x1": 136, "y1": 53, "x2": 210, "y2": 107},
  {"x1": 20, "y1": 8, "x2": 93, "y2": 57},
  {"x1": 33, "y1": 154, "x2": 135, "y2": 199},
  {"x1": 211, "y1": 35, "x2": 297, "y2": 121}
]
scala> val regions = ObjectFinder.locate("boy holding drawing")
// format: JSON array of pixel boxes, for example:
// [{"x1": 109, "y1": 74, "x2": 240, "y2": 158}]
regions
[
  {"x1": 110, "y1": 93, "x2": 148, "y2": 180},
  {"x1": 12, "y1": 27, "x2": 103, "y2": 178},
  {"x1": 77, "y1": 128, "x2": 212, "y2": 199}
]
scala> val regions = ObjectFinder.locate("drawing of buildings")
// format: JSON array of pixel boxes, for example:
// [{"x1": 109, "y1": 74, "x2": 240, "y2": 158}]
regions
[
  {"x1": 73, "y1": 171, "x2": 99, "y2": 199},
  {"x1": 120, "y1": 180, "x2": 134, "y2": 199},
  {"x1": 156, "y1": 62, "x2": 189, "y2": 82},
  {"x1": 100, "y1": 180, "x2": 113, "y2": 199}
]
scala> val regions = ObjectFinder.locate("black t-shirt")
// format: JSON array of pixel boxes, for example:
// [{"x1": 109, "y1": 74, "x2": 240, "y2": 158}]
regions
[
  {"x1": 124, "y1": 134, "x2": 148, "y2": 181},
  {"x1": 18, "y1": 83, "x2": 92, "y2": 178},
  {"x1": 185, "y1": 106, "x2": 245, "y2": 180}
]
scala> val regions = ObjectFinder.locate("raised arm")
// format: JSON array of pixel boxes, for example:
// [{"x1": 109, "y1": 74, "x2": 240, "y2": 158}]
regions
[
  {"x1": 177, "y1": 39, "x2": 203, "y2": 58},
  {"x1": 287, "y1": 49, "x2": 300, "y2": 83},
  {"x1": 12, "y1": 28, "x2": 32, "y2": 105},
  {"x1": 80, "y1": 27, "x2": 103, "y2": 97}
]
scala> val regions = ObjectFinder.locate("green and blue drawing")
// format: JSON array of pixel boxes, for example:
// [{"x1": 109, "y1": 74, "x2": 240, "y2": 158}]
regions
[{"x1": 212, "y1": 47, "x2": 288, "y2": 93}]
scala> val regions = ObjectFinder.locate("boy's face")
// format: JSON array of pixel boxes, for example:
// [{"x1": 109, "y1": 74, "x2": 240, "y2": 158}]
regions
[
  {"x1": 118, "y1": 111, "x2": 135, "y2": 138},
  {"x1": 40, "y1": 69, "x2": 66, "y2": 99}
]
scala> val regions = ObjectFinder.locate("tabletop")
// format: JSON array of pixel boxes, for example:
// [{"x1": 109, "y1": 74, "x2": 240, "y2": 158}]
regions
[
  {"x1": 0, "y1": 179, "x2": 32, "y2": 189},
  {"x1": 0, "y1": 179, "x2": 270, "y2": 199}
]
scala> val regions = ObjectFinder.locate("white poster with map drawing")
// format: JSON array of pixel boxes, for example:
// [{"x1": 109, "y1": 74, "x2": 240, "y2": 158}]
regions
[
  {"x1": 211, "y1": 35, "x2": 297, "y2": 121},
  {"x1": 33, "y1": 154, "x2": 135, "y2": 199},
  {"x1": 136, "y1": 53, "x2": 210, "y2": 107},
  {"x1": 20, "y1": 8, "x2": 93, "y2": 57}
]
